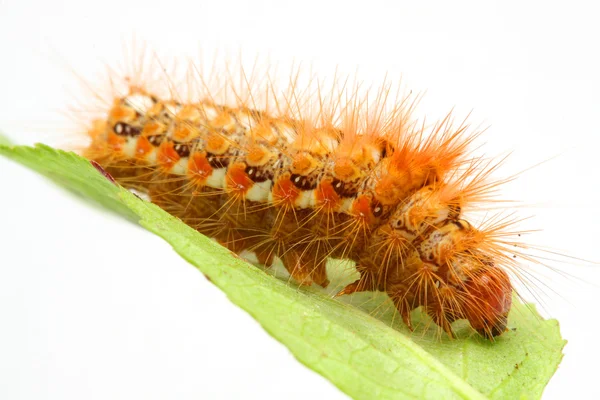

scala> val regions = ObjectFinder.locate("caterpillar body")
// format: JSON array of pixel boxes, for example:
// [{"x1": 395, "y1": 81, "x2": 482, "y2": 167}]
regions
[{"x1": 77, "y1": 61, "x2": 532, "y2": 340}]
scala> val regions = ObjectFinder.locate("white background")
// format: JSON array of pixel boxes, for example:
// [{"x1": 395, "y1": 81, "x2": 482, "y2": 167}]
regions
[{"x1": 1, "y1": 0, "x2": 599, "y2": 398}]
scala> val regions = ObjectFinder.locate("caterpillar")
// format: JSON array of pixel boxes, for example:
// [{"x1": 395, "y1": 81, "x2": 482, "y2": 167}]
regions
[{"x1": 62, "y1": 53, "x2": 543, "y2": 342}]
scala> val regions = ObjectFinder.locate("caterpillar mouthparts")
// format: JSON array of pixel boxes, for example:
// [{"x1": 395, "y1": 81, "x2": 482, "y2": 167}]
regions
[{"x1": 80, "y1": 66, "x2": 531, "y2": 340}]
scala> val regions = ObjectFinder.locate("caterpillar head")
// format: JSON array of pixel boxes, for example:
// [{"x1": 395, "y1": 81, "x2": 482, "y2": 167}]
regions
[
  {"x1": 460, "y1": 266, "x2": 512, "y2": 339},
  {"x1": 416, "y1": 219, "x2": 513, "y2": 338}
]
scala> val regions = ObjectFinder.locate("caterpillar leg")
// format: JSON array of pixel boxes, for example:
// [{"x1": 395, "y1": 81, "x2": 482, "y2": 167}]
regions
[
  {"x1": 389, "y1": 293, "x2": 416, "y2": 331},
  {"x1": 281, "y1": 249, "x2": 317, "y2": 286},
  {"x1": 426, "y1": 306, "x2": 458, "y2": 339},
  {"x1": 281, "y1": 248, "x2": 329, "y2": 287},
  {"x1": 255, "y1": 249, "x2": 275, "y2": 268}
]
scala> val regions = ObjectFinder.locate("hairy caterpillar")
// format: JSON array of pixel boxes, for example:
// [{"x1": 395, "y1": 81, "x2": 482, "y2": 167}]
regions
[{"x1": 62, "y1": 51, "x2": 548, "y2": 341}]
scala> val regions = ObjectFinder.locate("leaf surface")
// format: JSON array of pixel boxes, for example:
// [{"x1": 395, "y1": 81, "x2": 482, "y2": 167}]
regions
[{"x1": 0, "y1": 141, "x2": 566, "y2": 400}]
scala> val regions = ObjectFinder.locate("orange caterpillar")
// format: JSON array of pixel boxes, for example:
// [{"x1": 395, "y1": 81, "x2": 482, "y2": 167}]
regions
[{"x1": 78, "y1": 59, "x2": 529, "y2": 340}]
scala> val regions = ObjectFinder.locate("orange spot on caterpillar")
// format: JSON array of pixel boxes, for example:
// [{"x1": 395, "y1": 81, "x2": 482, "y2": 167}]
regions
[
  {"x1": 206, "y1": 133, "x2": 228, "y2": 154},
  {"x1": 107, "y1": 131, "x2": 126, "y2": 152},
  {"x1": 252, "y1": 121, "x2": 279, "y2": 144},
  {"x1": 333, "y1": 159, "x2": 357, "y2": 180},
  {"x1": 157, "y1": 141, "x2": 180, "y2": 171},
  {"x1": 246, "y1": 145, "x2": 270, "y2": 166},
  {"x1": 291, "y1": 153, "x2": 315, "y2": 175},
  {"x1": 141, "y1": 121, "x2": 166, "y2": 136},
  {"x1": 272, "y1": 175, "x2": 301, "y2": 206},
  {"x1": 351, "y1": 194, "x2": 378, "y2": 224},
  {"x1": 226, "y1": 162, "x2": 253, "y2": 194},
  {"x1": 187, "y1": 152, "x2": 212, "y2": 186},
  {"x1": 212, "y1": 110, "x2": 236, "y2": 131},
  {"x1": 172, "y1": 125, "x2": 196, "y2": 142},
  {"x1": 135, "y1": 135, "x2": 153, "y2": 157},
  {"x1": 316, "y1": 178, "x2": 341, "y2": 212}
]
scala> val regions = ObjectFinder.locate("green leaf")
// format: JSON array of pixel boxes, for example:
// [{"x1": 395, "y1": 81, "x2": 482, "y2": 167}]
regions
[{"x1": 0, "y1": 140, "x2": 565, "y2": 400}]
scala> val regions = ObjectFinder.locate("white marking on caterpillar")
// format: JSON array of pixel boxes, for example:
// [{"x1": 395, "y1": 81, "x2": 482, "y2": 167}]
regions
[
  {"x1": 206, "y1": 167, "x2": 227, "y2": 189},
  {"x1": 296, "y1": 190, "x2": 316, "y2": 209},
  {"x1": 123, "y1": 137, "x2": 139, "y2": 158},
  {"x1": 171, "y1": 157, "x2": 189, "y2": 175},
  {"x1": 246, "y1": 180, "x2": 273, "y2": 202}
]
